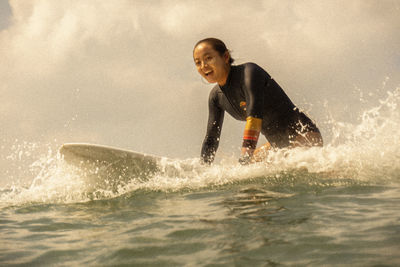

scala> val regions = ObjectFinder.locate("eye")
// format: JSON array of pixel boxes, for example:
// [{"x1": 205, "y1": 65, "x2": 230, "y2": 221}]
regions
[{"x1": 194, "y1": 60, "x2": 201, "y2": 66}]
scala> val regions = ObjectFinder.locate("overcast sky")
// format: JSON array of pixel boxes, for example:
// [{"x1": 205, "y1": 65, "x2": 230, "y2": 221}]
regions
[{"x1": 1, "y1": 0, "x2": 399, "y2": 159}]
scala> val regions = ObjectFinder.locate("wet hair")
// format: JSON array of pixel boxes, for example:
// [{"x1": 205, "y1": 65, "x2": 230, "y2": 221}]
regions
[{"x1": 194, "y1": 38, "x2": 234, "y2": 65}]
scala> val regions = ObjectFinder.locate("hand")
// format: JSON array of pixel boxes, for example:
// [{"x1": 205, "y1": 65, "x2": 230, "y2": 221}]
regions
[
  {"x1": 239, "y1": 147, "x2": 254, "y2": 165},
  {"x1": 253, "y1": 142, "x2": 271, "y2": 162},
  {"x1": 238, "y1": 154, "x2": 251, "y2": 165}
]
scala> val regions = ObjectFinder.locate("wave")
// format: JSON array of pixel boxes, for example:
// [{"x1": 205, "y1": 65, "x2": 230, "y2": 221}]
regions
[{"x1": 1, "y1": 86, "x2": 400, "y2": 206}]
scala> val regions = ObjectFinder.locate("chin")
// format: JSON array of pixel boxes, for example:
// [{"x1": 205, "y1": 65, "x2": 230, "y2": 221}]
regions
[{"x1": 204, "y1": 77, "x2": 214, "y2": 83}]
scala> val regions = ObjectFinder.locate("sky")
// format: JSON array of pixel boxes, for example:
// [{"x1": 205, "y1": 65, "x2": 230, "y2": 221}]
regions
[{"x1": 1, "y1": 0, "x2": 399, "y2": 159}]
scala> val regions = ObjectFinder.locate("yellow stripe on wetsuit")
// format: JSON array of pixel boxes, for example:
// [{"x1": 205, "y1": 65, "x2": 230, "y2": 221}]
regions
[{"x1": 242, "y1": 116, "x2": 262, "y2": 149}]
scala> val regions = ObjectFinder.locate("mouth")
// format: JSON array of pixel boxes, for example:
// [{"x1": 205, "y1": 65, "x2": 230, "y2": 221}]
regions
[{"x1": 204, "y1": 70, "x2": 213, "y2": 76}]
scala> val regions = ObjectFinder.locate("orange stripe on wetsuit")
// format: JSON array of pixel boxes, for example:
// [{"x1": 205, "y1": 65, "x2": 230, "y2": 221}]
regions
[{"x1": 242, "y1": 116, "x2": 262, "y2": 149}]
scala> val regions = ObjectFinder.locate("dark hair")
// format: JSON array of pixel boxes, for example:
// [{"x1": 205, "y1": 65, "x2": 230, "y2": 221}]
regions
[{"x1": 194, "y1": 37, "x2": 235, "y2": 65}]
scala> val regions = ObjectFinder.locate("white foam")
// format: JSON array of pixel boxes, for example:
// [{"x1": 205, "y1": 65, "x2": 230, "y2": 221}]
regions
[{"x1": 1, "y1": 86, "x2": 400, "y2": 206}]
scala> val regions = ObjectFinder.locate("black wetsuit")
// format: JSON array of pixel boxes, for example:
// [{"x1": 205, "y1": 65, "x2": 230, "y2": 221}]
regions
[{"x1": 201, "y1": 62, "x2": 320, "y2": 163}]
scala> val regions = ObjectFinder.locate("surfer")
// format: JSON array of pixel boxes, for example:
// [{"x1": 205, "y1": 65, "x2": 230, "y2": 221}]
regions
[{"x1": 193, "y1": 38, "x2": 323, "y2": 164}]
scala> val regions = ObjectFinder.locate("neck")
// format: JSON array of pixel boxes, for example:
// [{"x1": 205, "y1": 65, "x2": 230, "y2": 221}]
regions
[{"x1": 217, "y1": 64, "x2": 231, "y2": 86}]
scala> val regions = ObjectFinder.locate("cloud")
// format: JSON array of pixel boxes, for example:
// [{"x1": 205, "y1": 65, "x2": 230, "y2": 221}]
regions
[
  {"x1": 0, "y1": 0, "x2": 12, "y2": 30},
  {"x1": 1, "y1": 0, "x2": 399, "y2": 158}
]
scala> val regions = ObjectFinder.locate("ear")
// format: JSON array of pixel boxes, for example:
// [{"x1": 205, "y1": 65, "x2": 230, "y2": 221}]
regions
[{"x1": 223, "y1": 51, "x2": 230, "y2": 64}]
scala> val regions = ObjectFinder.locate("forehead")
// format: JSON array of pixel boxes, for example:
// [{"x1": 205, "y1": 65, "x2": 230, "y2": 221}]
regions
[{"x1": 193, "y1": 42, "x2": 217, "y2": 58}]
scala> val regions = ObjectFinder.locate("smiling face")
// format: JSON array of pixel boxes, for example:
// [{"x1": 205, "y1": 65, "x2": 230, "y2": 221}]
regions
[{"x1": 193, "y1": 42, "x2": 231, "y2": 86}]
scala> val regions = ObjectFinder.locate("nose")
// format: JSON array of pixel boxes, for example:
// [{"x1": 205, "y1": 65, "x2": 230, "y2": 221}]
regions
[{"x1": 201, "y1": 61, "x2": 208, "y2": 69}]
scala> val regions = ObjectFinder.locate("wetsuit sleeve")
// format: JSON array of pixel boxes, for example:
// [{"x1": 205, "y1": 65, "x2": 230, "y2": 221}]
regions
[
  {"x1": 243, "y1": 63, "x2": 267, "y2": 119},
  {"x1": 201, "y1": 87, "x2": 224, "y2": 164},
  {"x1": 242, "y1": 116, "x2": 262, "y2": 150},
  {"x1": 241, "y1": 64, "x2": 266, "y2": 153}
]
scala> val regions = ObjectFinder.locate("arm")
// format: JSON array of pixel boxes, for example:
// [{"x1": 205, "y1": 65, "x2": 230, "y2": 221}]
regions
[
  {"x1": 239, "y1": 64, "x2": 267, "y2": 164},
  {"x1": 240, "y1": 116, "x2": 262, "y2": 161},
  {"x1": 201, "y1": 88, "x2": 225, "y2": 164}
]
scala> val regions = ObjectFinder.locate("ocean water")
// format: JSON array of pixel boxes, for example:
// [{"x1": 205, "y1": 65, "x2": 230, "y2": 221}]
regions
[{"x1": 1, "y1": 88, "x2": 400, "y2": 266}]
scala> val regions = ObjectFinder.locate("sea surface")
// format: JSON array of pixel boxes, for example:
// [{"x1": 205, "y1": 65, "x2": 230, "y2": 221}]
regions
[{"x1": 1, "y1": 89, "x2": 400, "y2": 266}]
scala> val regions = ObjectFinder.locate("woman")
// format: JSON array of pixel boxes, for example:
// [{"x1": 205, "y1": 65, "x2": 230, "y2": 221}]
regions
[{"x1": 193, "y1": 38, "x2": 323, "y2": 164}]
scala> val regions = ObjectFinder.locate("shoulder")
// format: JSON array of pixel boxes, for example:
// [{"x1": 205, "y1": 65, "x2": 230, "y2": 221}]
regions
[
  {"x1": 209, "y1": 84, "x2": 222, "y2": 95},
  {"x1": 209, "y1": 85, "x2": 222, "y2": 101},
  {"x1": 241, "y1": 62, "x2": 262, "y2": 69},
  {"x1": 242, "y1": 62, "x2": 267, "y2": 75},
  {"x1": 236, "y1": 62, "x2": 270, "y2": 80}
]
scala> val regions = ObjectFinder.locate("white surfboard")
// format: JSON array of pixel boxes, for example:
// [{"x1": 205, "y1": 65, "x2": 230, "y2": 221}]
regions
[
  {"x1": 60, "y1": 143, "x2": 160, "y2": 167},
  {"x1": 59, "y1": 143, "x2": 162, "y2": 192}
]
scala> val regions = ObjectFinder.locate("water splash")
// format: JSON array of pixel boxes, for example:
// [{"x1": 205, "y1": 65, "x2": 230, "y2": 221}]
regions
[{"x1": 1, "y1": 86, "x2": 400, "y2": 206}]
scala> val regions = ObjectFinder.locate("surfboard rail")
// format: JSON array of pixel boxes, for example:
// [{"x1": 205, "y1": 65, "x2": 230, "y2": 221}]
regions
[
  {"x1": 59, "y1": 143, "x2": 162, "y2": 192},
  {"x1": 59, "y1": 143, "x2": 160, "y2": 164}
]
